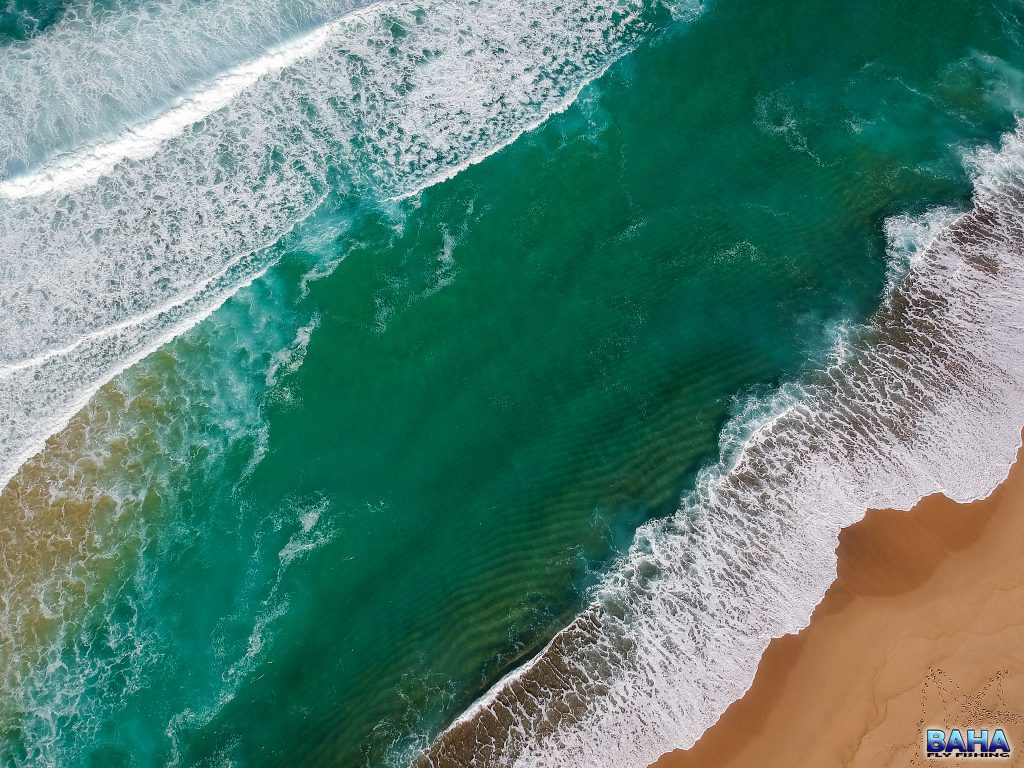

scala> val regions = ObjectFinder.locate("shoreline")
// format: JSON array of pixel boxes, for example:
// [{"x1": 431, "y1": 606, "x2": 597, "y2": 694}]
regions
[{"x1": 651, "y1": 433, "x2": 1024, "y2": 768}]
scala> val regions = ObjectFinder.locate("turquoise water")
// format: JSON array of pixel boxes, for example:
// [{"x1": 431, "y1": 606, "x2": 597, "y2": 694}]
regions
[{"x1": 2, "y1": 0, "x2": 1024, "y2": 766}]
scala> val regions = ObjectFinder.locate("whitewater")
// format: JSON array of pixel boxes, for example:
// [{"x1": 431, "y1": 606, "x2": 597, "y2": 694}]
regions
[
  {"x1": 5, "y1": 0, "x2": 1024, "y2": 766},
  {"x1": 0, "y1": 0, "x2": 702, "y2": 492},
  {"x1": 419, "y1": 126, "x2": 1024, "y2": 766}
]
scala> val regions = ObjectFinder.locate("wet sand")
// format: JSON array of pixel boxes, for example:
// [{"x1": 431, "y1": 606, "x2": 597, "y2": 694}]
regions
[{"x1": 652, "y1": 435, "x2": 1024, "y2": 768}]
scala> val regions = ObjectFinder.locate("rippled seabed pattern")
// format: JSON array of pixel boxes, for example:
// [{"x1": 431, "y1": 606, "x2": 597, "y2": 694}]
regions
[{"x1": 3, "y1": 0, "x2": 1024, "y2": 766}]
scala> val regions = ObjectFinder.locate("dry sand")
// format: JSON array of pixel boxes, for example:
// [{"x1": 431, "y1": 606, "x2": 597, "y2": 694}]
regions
[{"x1": 652, "y1": 436, "x2": 1024, "y2": 768}]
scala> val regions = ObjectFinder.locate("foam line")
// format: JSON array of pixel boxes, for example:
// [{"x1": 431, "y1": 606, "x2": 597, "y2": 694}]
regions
[
  {"x1": 0, "y1": 0, "x2": 372, "y2": 175},
  {"x1": 0, "y1": 23, "x2": 337, "y2": 198},
  {"x1": 389, "y1": 57, "x2": 620, "y2": 203},
  {"x1": 0, "y1": 243, "x2": 280, "y2": 495},
  {"x1": 417, "y1": 124, "x2": 1024, "y2": 767},
  {"x1": 0, "y1": 0, "x2": 689, "y2": 493}
]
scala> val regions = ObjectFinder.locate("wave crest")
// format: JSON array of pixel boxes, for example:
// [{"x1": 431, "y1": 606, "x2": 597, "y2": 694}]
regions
[
  {"x1": 418, "y1": 124, "x2": 1024, "y2": 768},
  {"x1": 0, "y1": 0, "x2": 688, "y2": 492}
]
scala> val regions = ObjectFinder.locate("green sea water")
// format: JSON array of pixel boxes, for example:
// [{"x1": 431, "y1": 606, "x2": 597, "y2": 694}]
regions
[{"x1": 2, "y1": 0, "x2": 1024, "y2": 766}]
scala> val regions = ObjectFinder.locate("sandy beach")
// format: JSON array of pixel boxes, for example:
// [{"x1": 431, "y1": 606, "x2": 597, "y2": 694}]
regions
[{"x1": 652, "y1": 435, "x2": 1024, "y2": 768}]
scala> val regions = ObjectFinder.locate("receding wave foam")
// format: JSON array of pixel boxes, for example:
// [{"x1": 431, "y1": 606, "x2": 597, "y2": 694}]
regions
[
  {"x1": 0, "y1": 0, "x2": 697, "y2": 492},
  {"x1": 417, "y1": 124, "x2": 1024, "y2": 767}
]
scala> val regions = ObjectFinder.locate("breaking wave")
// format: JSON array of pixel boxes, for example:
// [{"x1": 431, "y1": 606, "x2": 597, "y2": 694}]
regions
[
  {"x1": 0, "y1": 0, "x2": 701, "y2": 492},
  {"x1": 418, "y1": 124, "x2": 1024, "y2": 767}
]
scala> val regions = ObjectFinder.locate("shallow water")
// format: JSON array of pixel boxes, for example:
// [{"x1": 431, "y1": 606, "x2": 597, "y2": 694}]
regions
[{"x1": 2, "y1": 0, "x2": 1024, "y2": 766}]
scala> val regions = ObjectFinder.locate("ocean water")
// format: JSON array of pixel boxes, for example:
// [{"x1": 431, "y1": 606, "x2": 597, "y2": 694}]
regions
[{"x1": 3, "y1": 0, "x2": 1024, "y2": 766}]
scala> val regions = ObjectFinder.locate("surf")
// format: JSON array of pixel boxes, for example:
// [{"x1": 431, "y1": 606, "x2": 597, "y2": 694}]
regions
[
  {"x1": 0, "y1": 0, "x2": 692, "y2": 493},
  {"x1": 0, "y1": 21, "x2": 339, "y2": 198},
  {"x1": 418, "y1": 124, "x2": 1024, "y2": 767}
]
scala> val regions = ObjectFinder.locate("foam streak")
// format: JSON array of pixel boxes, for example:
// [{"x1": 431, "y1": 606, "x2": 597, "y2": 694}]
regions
[
  {"x1": 418, "y1": 124, "x2": 1024, "y2": 768},
  {"x1": 0, "y1": 0, "x2": 685, "y2": 493},
  {"x1": 0, "y1": 23, "x2": 337, "y2": 198}
]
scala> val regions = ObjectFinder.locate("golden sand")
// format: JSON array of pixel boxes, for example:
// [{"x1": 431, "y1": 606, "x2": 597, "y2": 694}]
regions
[{"x1": 652, "y1": 436, "x2": 1024, "y2": 768}]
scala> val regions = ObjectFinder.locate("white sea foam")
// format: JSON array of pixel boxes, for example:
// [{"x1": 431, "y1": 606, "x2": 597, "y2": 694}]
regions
[
  {"x1": 0, "y1": 23, "x2": 337, "y2": 198},
  {"x1": 0, "y1": 0, "x2": 683, "y2": 493},
  {"x1": 0, "y1": 0, "x2": 372, "y2": 175},
  {"x1": 0, "y1": 348, "x2": 257, "y2": 766},
  {"x1": 0, "y1": 273, "x2": 307, "y2": 767},
  {"x1": 419, "y1": 124, "x2": 1024, "y2": 767},
  {"x1": 266, "y1": 314, "x2": 320, "y2": 387}
]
